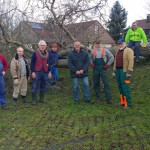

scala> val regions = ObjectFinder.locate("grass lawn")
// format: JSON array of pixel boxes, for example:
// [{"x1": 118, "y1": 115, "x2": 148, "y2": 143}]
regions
[{"x1": 0, "y1": 62, "x2": 150, "y2": 150}]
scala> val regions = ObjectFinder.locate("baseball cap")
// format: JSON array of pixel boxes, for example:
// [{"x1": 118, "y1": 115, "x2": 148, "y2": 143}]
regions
[{"x1": 117, "y1": 39, "x2": 125, "y2": 44}]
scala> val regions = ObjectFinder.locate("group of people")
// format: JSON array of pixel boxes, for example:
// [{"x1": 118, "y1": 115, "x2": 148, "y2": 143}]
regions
[
  {"x1": 0, "y1": 21, "x2": 147, "y2": 110},
  {"x1": 68, "y1": 40, "x2": 134, "y2": 109},
  {"x1": 0, "y1": 40, "x2": 59, "y2": 109}
]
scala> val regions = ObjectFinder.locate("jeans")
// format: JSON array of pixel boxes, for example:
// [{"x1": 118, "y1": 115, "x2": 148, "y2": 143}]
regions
[
  {"x1": 32, "y1": 71, "x2": 48, "y2": 94},
  {"x1": 72, "y1": 76, "x2": 90, "y2": 101},
  {"x1": 0, "y1": 75, "x2": 6, "y2": 107},
  {"x1": 128, "y1": 41, "x2": 141, "y2": 60},
  {"x1": 51, "y1": 67, "x2": 58, "y2": 80}
]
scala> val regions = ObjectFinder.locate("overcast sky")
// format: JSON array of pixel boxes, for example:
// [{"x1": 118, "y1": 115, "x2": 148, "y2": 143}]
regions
[
  {"x1": 108, "y1": 0, "x2": 149, "y2": 26},
  {"x1": 18, "y1": 0, "x2": 149, "y2": 26}
]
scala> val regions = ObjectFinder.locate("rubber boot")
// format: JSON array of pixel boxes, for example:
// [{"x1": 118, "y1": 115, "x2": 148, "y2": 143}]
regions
[
  {"x1": 39, "y1": 93, "x2": 45, "y2": 103},
  {"x1": 13, "y1": 98, "x2": 18, "y2": 105},
  {"x1": 21, "y1": 95, "x2": 30, "y2": 103},
  {"x1": 31, "y1": 94, "x2": 36, "y2": 105}
]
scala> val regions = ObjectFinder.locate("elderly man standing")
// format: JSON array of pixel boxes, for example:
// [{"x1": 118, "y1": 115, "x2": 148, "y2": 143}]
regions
[
  {"x1": 90, "y1": 41, "x2": 114, "y2": 104},
  {"x1": 31, "y1": 40, "x2": 52, "y2": 105},
  {"x1": 10, "y1": 47, "x2": 29, "y2": 105},
  {"x1": 113, "y1": 39, "x2": 134, "y2": 108},
  {"x1": 68, "y1": 41, "x2": 92, "y2": 104},
  {"x1": 125, "y1": 22, "x2": 147, "y2": 62},
  {"x1": 0, "y1": 53, "x2": 8, "y2": 109}
]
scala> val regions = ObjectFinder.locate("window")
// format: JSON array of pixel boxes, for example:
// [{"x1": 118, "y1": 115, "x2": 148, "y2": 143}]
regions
[{"x1": 95, "y1": 25, "x2": 99, "y2": 35}]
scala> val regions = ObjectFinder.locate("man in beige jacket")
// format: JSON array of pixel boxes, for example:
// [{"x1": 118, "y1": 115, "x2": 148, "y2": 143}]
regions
[
  {"x1": 10, "y1": 47, "x2": 29, "y2": 105},
  {"x1": 113, "y1": 39, "x2": 134, "y2": 108}
]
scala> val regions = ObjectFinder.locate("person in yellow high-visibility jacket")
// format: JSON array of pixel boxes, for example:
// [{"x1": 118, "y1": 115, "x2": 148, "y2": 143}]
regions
[{"x1": 125, "y1": 22, "x2": 147, "y2": 62}]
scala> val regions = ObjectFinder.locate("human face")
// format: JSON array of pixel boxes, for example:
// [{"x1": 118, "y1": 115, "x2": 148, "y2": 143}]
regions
[
  {"x1": 118, "y1": 43, "x2": 125, "y2": 49},
  {"x1": 74, "y1": 41, "x2": 81, "y2": 52},
  {"x1": 132, "y1": 23, "x2": 137, "y2": 30},
  {"x1": 39, "y1": 44, "x2": 47, "y2": 52},
  {"x1": 95, "y1": 43, "x2": 101, "y2": 49},
  {"x1": 17, "y1": 47, "x2": 24, "y2": 57},
  {"x1": 52, "y1": 47, "x2": 57, "y2": 52}
]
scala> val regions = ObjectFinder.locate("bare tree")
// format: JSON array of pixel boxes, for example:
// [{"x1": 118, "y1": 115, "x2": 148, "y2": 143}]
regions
[
  {"x1": 24, "y1": 0, "x2": 108, "y2": 51},
  {"x1": 0, "y1": 0, "x2": 109, "y2": 53}
]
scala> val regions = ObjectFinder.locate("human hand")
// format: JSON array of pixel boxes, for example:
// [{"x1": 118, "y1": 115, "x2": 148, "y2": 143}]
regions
[
  {"x1": 2, "y1": 71, "x2": 5, "y2": 75},
  {"x1": 79, "y1": 70, "x2": 83, "y2": 74},
  {"x1": 48, "y1": 72, "x2": 52, "y2": 79},
  {"x1": 76, "y1": 71, "x2": 80, "y2": 75},
  {"x1": 112, "y1": 72, "x2": 116, "y2": 78},
  {"x1": 90, "y1": 64, "x2": 95, "y2": 68},
  {"x1": 32, "y1": 72, "x2": 36, "y2": 79},
  {"x1": 126, "y1": 70, "x2": 132, "y2": 79},
  {"x1": 14, "y1": 79, "x2": 19, "y2": 85},
  {"x1": 140, "y1": 43, "x2": 147, "y2": 48},
  {"x1": 103, "y1": 64, "x2": 109, "y2": 69}
]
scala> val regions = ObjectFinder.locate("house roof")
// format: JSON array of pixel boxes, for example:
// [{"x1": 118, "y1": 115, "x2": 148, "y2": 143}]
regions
[
  {"x1": 137, "y1": 19, "x2": 150, "y2": 30},
  {"x1": 18, "y1": 20, "x2": 115, "y2": 44}
]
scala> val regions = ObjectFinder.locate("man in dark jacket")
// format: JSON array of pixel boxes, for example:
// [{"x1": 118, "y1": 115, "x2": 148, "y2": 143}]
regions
[{"x1": 68, "y1": 41, "x2": 92, "y2": 104}]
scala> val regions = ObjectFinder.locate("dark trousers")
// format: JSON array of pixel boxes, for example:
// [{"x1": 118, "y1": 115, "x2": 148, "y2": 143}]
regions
[
  {"x1": 32, "y1": 71, "x2": 48, "y2": 94},
  {"x1": 93, "y1": 58, "x2": 112, "y2": 101},
  {"x1": 128, "y1": 41, "x2": 141, "y2": 60}
]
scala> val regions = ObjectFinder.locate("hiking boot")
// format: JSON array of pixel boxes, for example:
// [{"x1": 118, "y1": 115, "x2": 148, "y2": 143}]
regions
[
  {"x1": 13, "y1": 98, "x2": 18, "y2": 105},
  {"x1": 106, "y1": 100, "x2": 114, "y2": 105},
  {"x1": 21, "y1": 95, "x2": 30, "y2": 103},
  {"x1": 2, "y1": 105, "x2": 8, "y2": 110},
  {"x1": 86, "y1": 99, "x2": 94, "y2": 104},
  {"x1": 74, "y1": 99, "x2": 79, "y2": 104},
  {"x1": 96, "y1": 99, "x2": 102, "y2": 103},
  {"x1": 118, "y1": 103, "x2": 124, "y2": 107},
  {"x1": 123, "y1": 106, "x2": 130, "y2": 109}
]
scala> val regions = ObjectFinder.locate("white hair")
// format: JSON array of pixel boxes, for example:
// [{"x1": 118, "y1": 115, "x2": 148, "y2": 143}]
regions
[
  {"x1": 38, "y1": 40, "x2": 47, "y2": 46},
  {"x1": 17, "y1": 47, "x2": 24, "y2": 52}
]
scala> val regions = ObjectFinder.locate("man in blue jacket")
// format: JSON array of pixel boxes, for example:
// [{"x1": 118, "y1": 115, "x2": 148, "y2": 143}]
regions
[{"x1": 68, "y1": 41, "x2": 92, "y2": 104}]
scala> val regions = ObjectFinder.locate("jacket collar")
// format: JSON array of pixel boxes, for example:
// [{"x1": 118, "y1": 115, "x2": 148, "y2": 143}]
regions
[{"x1": 15, "y1": 54, "x2": 25, "y2": 61}]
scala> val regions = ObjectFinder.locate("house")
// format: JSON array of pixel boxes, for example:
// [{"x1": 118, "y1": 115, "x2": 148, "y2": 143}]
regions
[
  {"x1": 137, "y1": 14, "x2": 150, "y2": 41},
  {"x1": 14, "y1": 20, "x2": 115, "y2": 49}
]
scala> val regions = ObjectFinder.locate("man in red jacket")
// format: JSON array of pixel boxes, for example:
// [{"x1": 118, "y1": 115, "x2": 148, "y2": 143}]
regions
[
  {"x1": 0, "y1": 54, "x2": 8, "y2": 109},
  {"x1": 30, "y1": 40, "x2": 52, "y2": 105}
]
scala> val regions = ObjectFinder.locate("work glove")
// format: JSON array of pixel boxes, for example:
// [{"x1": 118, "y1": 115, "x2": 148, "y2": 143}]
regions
[
  {"x1": 140, "y1": 43, "x2": 147, "y2": 48},
  {"x1": 103, "y1": 64, "x2": 109, "y2": 69},
  {"x1": 90, "y1": 63, "x2": 95, "y2": 68},
  {"x1": 126, "y1": 70, "x2": 132, "y2": 79},
  {"x1": 2, "y1": 71, "x2": 5, "y2": 75},
  {"x1": 14, "y1": 79, "x2": 19, "y2": 85},
  {"x1": 112, "y1": 72, "x2": 116, "y2": 78}
]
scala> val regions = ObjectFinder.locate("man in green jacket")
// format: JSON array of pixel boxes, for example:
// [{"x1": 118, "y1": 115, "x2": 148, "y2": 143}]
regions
[{"x1": 125, "y1": 22, "x2": 147, "y2": 62}]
